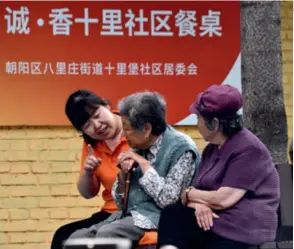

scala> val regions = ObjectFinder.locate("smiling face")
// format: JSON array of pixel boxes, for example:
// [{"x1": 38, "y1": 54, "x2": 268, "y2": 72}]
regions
[{"x1": 81, "y1": 105, "x2": 118, "y2": 141}]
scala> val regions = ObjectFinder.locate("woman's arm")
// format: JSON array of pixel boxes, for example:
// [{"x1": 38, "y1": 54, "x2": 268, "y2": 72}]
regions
[
  {"x1": 78, "y1": 172, "x2": 101, "y2": 199},
  {"x1": 188, "y1": 187, "x2": 246, "y2": 210},
  {"x1": 78, "y1": 143, "x2": 101, "y2": 199},
  {"x1": 139, "y1": 151, "x2": 196, "y2": 208}
]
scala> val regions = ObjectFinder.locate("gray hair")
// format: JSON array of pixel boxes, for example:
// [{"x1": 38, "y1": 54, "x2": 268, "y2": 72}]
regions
[
  {"x1": 118, "y1": 91, "x2": 167, "y2": 135},
  {"x1": 203, "y1": 114, "x2": 243, "y2": 137}
]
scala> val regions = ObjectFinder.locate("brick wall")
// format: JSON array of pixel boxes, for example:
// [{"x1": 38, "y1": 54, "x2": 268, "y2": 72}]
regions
[{"x1": 0, "y1": 3, "x2": 292, "y2": 248}]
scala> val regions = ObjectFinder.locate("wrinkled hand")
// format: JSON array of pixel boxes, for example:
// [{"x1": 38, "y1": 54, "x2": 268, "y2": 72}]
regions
[
  {"x1": 187, "y1": 202, "x2": 219, "y2": 231},
  {"x1": 83, "y1": 144, "x2": 101, "y2": 175},
  {"x1": 118, "y1": 150, "x2": 136, "y2": 174},
  {"x1": 120, "y1": 158, "x2": 135, "y2": 174},
  {"x1": 118, "y1": 150, "x2": 149, "y2": 174}
]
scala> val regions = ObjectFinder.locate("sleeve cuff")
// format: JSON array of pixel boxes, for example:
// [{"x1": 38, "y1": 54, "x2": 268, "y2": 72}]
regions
[{"x1": 139, "y1": 167, "x2": 156, "y2": 186}]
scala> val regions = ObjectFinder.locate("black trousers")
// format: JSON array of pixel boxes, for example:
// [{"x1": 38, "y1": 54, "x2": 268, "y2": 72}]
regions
[
  {"x1": 51, "y1": 211, "x2": 111, "y2": 249},
  {"x1": 158, "y1": 204, "x2": 250, "y2": 249}
]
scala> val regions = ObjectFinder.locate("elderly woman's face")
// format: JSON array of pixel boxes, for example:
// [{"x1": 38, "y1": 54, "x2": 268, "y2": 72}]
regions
[
  {"x1": 197, "y1": 114, "x2": 215, "y2": 142},
  {"x1": 121, "y1": 116, "x2": 150, "y2": 149}
]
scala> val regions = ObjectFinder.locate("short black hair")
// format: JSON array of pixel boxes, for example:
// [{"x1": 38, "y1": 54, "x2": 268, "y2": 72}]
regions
[{"x1": 65, "y1": 90, "x2": 109, "y2": 146}]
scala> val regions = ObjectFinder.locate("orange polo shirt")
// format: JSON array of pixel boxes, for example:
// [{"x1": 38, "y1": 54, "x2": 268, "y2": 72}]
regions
[{"x1": 80, "y1": 136, "x2": 130, "y2": 213}]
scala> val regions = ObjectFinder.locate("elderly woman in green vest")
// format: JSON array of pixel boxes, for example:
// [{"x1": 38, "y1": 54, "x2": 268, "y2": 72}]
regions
[{"x1": 66, "y1": 91, "x2": 201, "y2": 246}]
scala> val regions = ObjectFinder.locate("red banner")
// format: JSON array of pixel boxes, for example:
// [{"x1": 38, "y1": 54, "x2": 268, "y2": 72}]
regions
[{"x1": 0, "y1": 1, "x2": 240, "y2": 125}]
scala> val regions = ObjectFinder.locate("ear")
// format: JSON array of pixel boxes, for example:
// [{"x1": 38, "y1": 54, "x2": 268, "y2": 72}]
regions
[
  {"x1": 105, "y1": 104, "x2": 111, "y2": 110},
  {"x1": 144, "y1": 123, "x2": 152, "y2": 138},
  {"x1": 212, "y1": 118, "x2": 219, "y2": 132}
]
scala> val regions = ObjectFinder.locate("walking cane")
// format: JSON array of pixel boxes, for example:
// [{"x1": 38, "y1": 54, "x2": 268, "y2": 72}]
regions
[{"x1": 122, "y1": 163, "x2": 138, "y2": 217}]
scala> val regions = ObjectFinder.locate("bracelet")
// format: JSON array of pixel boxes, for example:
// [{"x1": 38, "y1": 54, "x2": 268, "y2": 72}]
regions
[{"x1": 185, "y1": 186, "x2": 193, "y2": 202}]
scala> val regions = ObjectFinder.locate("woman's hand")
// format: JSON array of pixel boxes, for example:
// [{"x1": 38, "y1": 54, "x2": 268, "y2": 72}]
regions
[
  {"x1": 119, "y1": 157, "x2": 135, "y2": 174},
  {"x1": 187, "y1": 202, "x2": 219, "y2": 231},
  {"x1": 118, "y1": 150, "x2": 151, "y2": 174},
  {"x1": 83, "y1": 144, "x2": 101, "y2": 176}
]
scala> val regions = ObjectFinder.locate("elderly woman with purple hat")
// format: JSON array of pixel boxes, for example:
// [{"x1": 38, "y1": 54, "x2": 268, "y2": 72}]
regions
[{"x1": 157, "y1": 85, "x2": 280, "y2": 249}]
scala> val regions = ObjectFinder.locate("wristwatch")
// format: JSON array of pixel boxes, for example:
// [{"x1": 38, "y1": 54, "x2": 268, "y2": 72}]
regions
[{"x1": 185, "y1": 186, "x2": 194, "y2": 201}]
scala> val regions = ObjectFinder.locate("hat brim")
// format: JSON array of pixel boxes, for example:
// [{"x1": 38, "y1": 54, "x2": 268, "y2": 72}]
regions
[{"x1": 189, "y1": 103, "x2": 200, "y2": 115}]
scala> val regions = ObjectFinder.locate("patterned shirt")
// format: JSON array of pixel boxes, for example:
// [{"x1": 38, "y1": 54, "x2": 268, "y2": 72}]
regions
[{"x1": 112, "y1": 135, "x2": 196, "y2": 229}]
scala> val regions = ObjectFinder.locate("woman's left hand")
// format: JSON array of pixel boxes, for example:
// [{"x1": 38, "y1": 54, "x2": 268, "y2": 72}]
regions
[{"x1": 187, "y1": 202, "x2": 219, "y2": 231}]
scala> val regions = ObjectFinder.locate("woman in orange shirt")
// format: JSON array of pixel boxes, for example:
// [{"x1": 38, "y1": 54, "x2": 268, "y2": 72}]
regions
[{"x1": 51, "y1": 90, "x2": 129, "y2": 249}]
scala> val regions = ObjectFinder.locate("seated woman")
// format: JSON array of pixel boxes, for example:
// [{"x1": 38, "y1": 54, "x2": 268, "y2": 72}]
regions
[
  {"x1": 52, "y1": 90, "x2": 129, "y2": 249},
  {"x1": 157, "y1": 85, "x2": 280, "y2": 249},
  {"x1": 65, "y1": 91, "x2": 201, "y2": 247}
]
